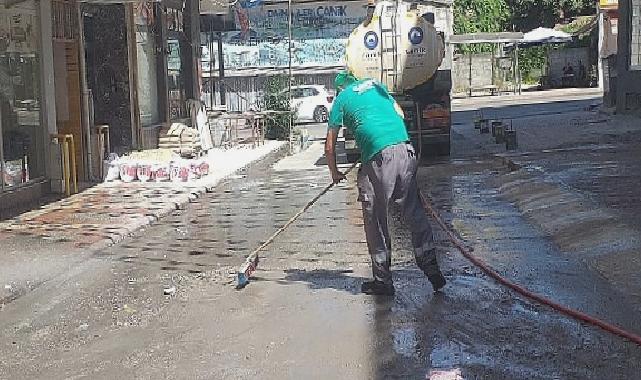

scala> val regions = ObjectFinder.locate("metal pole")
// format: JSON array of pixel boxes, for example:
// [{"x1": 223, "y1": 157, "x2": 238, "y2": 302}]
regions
[
  {"x1": 68, "y1": 135, "x2": 78, "y2": 194},
  {"x1": 287, "y1": 0, "x2": 293, "y2": 153},
  {"x1": 546, "y1": 45, "x2": 551, "y2": 87},
  {"x1": 97, "y1": 128, "x2": 105, "y2": 180},
  {"x1": 515, "y1": 44, "x2": 522, "y2": 95},
  {"x1": 209, "y1": 22, "x2": 215, "y2": 109},
  {"x1": 512, "y1": 46, "x2": 517, "y2": 93},
  {"x1": 468, "y1": 49, "x2": 472, "y2": 97},
  {"x1": 62, "y1": 139, "x2": 70, "y2": 196},
  {"x1": 378, "y1": 7, "x2": 384, "y2": 84},
  {"x1": 0, "y1": 107, "x2": 4, "y2": 193},
  {"x1": 217, "y1": 32, "x2": 226, "y2": 106},
  {"x1": 491, "y1": 44, "x2": 495, "y2": 87}
]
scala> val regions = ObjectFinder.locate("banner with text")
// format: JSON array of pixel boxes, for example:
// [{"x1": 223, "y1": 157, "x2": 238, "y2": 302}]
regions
[{"x1": 220, "y1": 1, "x2": 368, "y2": 69}]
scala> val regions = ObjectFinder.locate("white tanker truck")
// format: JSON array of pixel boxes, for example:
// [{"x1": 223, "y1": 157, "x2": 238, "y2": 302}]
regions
[{"x1": 343, "y1": 0, "x2": 453, "y2": 158}]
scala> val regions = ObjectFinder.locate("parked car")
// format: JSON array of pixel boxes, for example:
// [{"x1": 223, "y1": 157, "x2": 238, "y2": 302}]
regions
[{"x1": 288, "y1": 85, "x2": 334, "y2": 123}]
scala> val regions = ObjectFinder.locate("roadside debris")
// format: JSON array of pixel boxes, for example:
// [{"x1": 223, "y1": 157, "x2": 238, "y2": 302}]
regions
[
  {"x1": 428, "y1": 369, "x2": 463, "y2": 380},
  {"x1": 163, "y1": 286, "x2": 177, "y2": 296},
  {"x1": 104, "y1": 151, "x2": 210, "y2": 184}
]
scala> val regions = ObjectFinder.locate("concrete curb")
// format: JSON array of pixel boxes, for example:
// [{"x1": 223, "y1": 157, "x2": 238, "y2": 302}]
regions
[{"x1": 493, "y1": 143, "x2": 621, "y2": 173}]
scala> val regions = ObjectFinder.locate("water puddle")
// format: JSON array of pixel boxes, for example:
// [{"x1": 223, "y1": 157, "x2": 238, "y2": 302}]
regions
[
  {"x1": 392, "y1": 327, "x2": 420, "y2": 358},
  {"x1": 429, "y1": 341, "x2": 464, "y2": 369}
]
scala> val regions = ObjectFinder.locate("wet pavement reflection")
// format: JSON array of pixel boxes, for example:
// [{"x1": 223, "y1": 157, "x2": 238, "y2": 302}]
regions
[
  {"x1": 370, "y1": 157, "x2": 641, "y2": 379},
  {"x1": 98, "y1": 158, "x2": 333, "y2": 274},
  {"x1": 4, "y1": 143, "x2": 641, "y2": 379}
]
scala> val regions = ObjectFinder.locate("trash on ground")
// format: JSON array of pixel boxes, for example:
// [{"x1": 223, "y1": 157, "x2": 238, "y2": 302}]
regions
[{"x1": 163, "y1": 286, "x2": 177, "y2": 296}]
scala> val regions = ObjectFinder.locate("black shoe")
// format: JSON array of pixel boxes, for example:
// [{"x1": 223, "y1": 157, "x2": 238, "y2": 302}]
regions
[
  {"x1": 429, "y1": 270, "x2": 447, "y2": 293},
  {"x1": 418, "y1": 251, "x2": 447, "y2": 292},
  {"x1": 361, "y1": 280, "x2": 395, "y2": 296}
]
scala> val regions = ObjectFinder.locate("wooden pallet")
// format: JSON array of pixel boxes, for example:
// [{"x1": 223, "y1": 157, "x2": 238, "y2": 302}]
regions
[{"x1": 157, "y1": 123, "x2": 202, "y2": 156}]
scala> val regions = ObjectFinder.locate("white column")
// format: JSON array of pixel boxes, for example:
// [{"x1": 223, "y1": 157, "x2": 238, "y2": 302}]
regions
[
  {"x1": 77, "y1": 3, "x2": 94, "y2": 180},
  {"x1": 39, "y1": 0, "x2": 63, "y2": 192},
  {"x1": 598, "y1": 8, "x2": 605, "y2": 91}
]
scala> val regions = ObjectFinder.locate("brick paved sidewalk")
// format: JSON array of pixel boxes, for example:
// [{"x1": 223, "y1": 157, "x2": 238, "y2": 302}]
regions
[{"x1": 0, "y1": 142, "x2": 286, "y2": 249}]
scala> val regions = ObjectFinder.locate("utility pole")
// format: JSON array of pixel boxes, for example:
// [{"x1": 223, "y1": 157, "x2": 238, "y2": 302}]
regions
[
  {"x1": 287, "y1": 0, "x2": 293, "y2": 153},
  {"x1": 208, "y1": 21, "x2": 215, "y2": 109},
  {"x1": 218, "y1": 31, "x2": 226, "y2": 106}
]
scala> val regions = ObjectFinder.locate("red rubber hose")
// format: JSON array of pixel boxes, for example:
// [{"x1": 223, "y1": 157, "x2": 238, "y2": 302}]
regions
[{"x1": 419, "y1": 192, "x2": 641, "y2": 346}]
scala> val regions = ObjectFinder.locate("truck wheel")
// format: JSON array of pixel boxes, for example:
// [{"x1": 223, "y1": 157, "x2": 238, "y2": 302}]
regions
[{"x1": 313, "y1": 106, "x2": 328, "y2": 123}]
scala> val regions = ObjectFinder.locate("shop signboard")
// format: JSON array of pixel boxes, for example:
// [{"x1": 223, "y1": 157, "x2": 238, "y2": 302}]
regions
[
  {"x1": 219, "y1": 0, "x2": 368, "y2": 69},
  {"x1": 599, "y1": 0, "x2": 618, "y2": 10}
]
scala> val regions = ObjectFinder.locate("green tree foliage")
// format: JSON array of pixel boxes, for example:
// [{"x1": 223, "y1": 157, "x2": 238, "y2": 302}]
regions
[
  {"x1": 454, "y1": 0, "x2": 510, "y2": 35},
  {"x1": 261, "y1": 75, "x2": 296, "y2": 140},
  {"x1": 454, "y1": 0, "x2": 510, "y2": 52},
  {"x1": 455, "y1": 0, "x2": 595, "y2": 33},
  {"x1": 454, "y1": 0, "x2": 596, "y2": 77},
  {"x1": 518, "y1": 46, "x2": 547, "y2": 84},
  {"x1": 506, "y1": 0, "x2": 595, "y2": 31}
]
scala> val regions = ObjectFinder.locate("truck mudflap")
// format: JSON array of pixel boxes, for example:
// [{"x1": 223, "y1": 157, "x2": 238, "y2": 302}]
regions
[
  {"x1": 397, "y1": 95, "x2": 451, "y2": 157},
  {"x1": 411, "y1": 134, "x2": 451, "y2": 157}
]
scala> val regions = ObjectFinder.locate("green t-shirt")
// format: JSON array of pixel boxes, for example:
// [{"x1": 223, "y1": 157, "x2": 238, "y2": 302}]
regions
[{"x1": 328, "y1": 79, "x2": 409, "y2": 163}]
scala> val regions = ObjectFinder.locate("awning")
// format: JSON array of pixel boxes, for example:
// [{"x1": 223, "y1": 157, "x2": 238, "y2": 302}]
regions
[
  {"x1": 449, "y1": 32, "x2": 524, "y2": 45},
  {"x1": 555, "y1": 15, "x2": 598, "y2": 37},
  {"x1": 521, "y1": 27, "x2": 572, "y2": 45}
]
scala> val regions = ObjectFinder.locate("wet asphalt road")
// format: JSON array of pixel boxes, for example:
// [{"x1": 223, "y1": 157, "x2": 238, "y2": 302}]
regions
[{"x1": 2, "y1": 96, "x2": 641, "y2": 378}]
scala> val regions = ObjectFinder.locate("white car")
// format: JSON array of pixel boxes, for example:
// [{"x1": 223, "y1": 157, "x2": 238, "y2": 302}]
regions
[{"x1": 289, "y1": 85, "x2": 334, "y2": 123}]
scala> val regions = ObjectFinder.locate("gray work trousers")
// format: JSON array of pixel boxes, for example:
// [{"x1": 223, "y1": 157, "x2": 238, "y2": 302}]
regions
[{"x1": 357, "y1": 143, "x2": 437, "y2": 284}]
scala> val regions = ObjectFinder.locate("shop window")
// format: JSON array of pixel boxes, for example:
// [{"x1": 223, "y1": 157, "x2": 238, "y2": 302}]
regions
[
  {"x1": 631, "y1": 0, "x2": 641, "y2": 69},
  {"x1": 1, "y1": 0, "x2": 44, "y2": 191}
]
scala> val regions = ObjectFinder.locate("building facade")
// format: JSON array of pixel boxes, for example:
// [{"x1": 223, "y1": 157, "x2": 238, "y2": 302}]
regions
[
  {"x1": 0, "y1": 0, "x2": 201, "y2": 219},
  {"x1": 82, "y1": 0, "x2": 201, "y2": 154},
  {"x1": 200, "y1": 0, "x2": 453, "y2": 111},
  {"x1": 616, "y1": 0, "x2": 641, "y2": 112},
  {"x1": 1, "y1": 0, "x2": 53, "y2": 217},
  {"x1": 598, "y1": 0, "x2": 618, "y2": 107}
]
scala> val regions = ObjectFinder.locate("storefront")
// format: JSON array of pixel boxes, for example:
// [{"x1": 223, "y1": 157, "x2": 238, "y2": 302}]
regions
[
  {"x1": 1, "y1": 0, "x2": 202, "y2": 217},
  {"x1": 81, "y1": 0, "x2": 200, "y2": 153},
  {"x1": 0, "y1": 0, "x2": 47, "y2": 199}
]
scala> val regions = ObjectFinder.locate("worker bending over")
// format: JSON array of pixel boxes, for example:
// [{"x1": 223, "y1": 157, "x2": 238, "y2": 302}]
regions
[{"x1": 324, "y1": 71, "x2": 447, "y2": 296}]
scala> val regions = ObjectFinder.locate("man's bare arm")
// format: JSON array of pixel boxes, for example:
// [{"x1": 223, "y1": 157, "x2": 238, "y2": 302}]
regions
[{"x1": 325, "y1": 128, "x2": 346, "y2": 184}]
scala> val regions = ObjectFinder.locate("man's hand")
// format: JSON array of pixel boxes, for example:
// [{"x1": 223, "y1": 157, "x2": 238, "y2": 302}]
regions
[
  {"x1": 325, "y1": 128, "x2": 345, "y2": 185},
  {"x1": 331, "y1": 171, "x2": 346, "y2": 184}
]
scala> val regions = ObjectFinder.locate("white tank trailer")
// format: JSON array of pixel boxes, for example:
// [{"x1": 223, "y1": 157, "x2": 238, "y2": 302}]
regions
[{"x1": 344, "y1": 0, "x2": 453, "y2": 157}]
